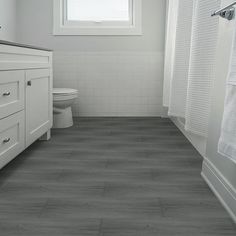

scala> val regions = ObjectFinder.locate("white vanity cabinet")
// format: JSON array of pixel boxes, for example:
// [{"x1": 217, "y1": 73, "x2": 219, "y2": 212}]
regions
[
  {"x1": 25, "y1": 69, "x2": 52, "y2": 147},
  {"x1": 0, "y1": 43, "x2": 53, "y2": 169}
]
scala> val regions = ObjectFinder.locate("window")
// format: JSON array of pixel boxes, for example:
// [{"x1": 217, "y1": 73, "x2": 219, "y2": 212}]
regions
[
  {"x1": 53, "y1": 0, "x2": 142, "y2": 35},
  {"x1": 67, "y1": 0, "x2": 130, "y2": 22}
]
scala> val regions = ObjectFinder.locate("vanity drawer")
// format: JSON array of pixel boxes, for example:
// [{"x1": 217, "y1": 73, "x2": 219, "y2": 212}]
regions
[
  {"x1": 0, "y1": 71, "x2": 25, "y2": 119},
  {"x1": 0, "y1": 111, "x2": 25, "y2": 169}
]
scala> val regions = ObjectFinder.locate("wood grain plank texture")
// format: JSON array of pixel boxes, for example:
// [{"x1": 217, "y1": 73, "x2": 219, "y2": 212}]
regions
[{"x1": 0, "y1": 118, "x2": 235, "y2": 236}]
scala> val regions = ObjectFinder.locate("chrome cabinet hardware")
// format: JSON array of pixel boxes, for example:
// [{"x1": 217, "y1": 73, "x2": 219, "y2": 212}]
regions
[
  {"x1": 3, "y1": 138, "x2": 10, "y2": 144},
  {"x1": 3, "y1": 92, "x2": 11, "y2": 96}
]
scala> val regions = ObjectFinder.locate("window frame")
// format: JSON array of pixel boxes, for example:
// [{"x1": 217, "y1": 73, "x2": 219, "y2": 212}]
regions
[{"x1": 53, "y1": 0, "x2": 142, "y2": 35}]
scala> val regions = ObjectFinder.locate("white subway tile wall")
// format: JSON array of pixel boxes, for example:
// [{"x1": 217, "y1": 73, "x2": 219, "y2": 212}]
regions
[{"x1": 53, "y1": 51, "x2": 164, "y2": 117}]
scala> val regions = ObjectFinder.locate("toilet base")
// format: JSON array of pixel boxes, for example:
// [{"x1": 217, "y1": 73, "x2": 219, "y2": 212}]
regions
[{"x1": 53, "y1": 107, "x2": 74, "y2": 129}]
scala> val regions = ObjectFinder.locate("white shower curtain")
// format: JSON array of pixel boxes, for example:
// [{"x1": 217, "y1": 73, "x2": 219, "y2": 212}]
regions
[
  {"x1": 163, "y1": 0, "x2": 221, "y2": 137},
  {"x1": 185, "y1": 0, "x2": 221, "y2": 136},
  {"x1": 163, "y1": 0, "x2": 179, "y2": 107},
  {"x1": 168, "y1": 0, "x2": 195, "y2": 118}
]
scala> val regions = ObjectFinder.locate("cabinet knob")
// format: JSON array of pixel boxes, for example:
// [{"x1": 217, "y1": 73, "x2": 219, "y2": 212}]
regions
[
  {"x1": 27, "y1": 81, "x2": 32, "y2": 86},
  {"x1": 3, "y1": 92, "x2": 10, "y2": 96},
  {"x1": 3, "y1": 138, "x2": 10, "y2": 144}
]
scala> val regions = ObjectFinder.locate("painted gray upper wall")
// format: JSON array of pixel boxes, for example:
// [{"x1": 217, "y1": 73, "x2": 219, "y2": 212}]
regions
[
  {"x1": 0, "y1": 0, "x2": 16, "y2": 41},
  {"x1": 16, "y1": 0, "x2": 166, "y2": 52}
]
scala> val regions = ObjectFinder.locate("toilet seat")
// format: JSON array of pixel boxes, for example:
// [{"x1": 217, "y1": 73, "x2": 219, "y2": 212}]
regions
[
  {"x1": 53, "y1": 88, "x2": 78, "y2": 96},
  {"x1": 53, "y1": 88, "x2": 78, "y2": 101}
]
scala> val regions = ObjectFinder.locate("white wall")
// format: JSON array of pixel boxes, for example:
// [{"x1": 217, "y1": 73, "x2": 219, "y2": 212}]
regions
[
  {"x1": 16, "y1": 0, "x2": 166, "y2": 116},
  {"x1": 0, "y1": 0, "x2": 16, "y2": 41}
]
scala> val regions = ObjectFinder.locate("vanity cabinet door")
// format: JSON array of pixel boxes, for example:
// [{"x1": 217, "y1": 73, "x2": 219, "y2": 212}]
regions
[{"x1": 25, "y1": 69, "x2": 52, "y2": 147}]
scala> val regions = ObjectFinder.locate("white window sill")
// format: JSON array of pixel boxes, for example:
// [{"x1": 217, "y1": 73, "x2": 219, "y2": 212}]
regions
[{"x1": 53, "y1": 26, "x2": 142, "y2": 36}]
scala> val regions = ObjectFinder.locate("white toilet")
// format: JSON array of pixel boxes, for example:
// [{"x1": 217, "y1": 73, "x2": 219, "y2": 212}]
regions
[{"x1": 53, "y1": 88, "x2": 78, "y2": 129}]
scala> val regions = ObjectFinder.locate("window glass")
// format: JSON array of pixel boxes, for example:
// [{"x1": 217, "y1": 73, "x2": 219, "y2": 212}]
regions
[{"x1": 67, "y1": 0, "x2": 130, "y2": 22}]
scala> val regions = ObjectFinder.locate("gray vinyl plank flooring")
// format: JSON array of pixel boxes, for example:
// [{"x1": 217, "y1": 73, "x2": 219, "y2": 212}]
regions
[{"x1": 0, "y1": 117, "x2": 235, "y2": 236}]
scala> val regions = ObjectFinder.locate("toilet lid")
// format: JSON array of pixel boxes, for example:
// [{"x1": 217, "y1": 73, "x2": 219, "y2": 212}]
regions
[{"x1": 53, "y1": 88, "x2": 78, "y2": 95}]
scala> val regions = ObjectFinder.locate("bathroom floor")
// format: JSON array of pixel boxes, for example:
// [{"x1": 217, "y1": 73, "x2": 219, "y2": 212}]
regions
[{"x1": 0, "y1": 118, "x2": 235, "y2": 236}]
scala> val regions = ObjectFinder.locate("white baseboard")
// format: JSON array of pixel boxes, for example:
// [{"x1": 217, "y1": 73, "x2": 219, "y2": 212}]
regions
[{"x1": 202, "y1": 158, "x2": 236, "y2": 223}]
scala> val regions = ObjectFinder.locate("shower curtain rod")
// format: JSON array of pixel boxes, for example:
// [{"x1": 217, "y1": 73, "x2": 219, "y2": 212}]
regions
[{"x1": 211, "y1": 1, "x2": 236, "y2": 20}]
